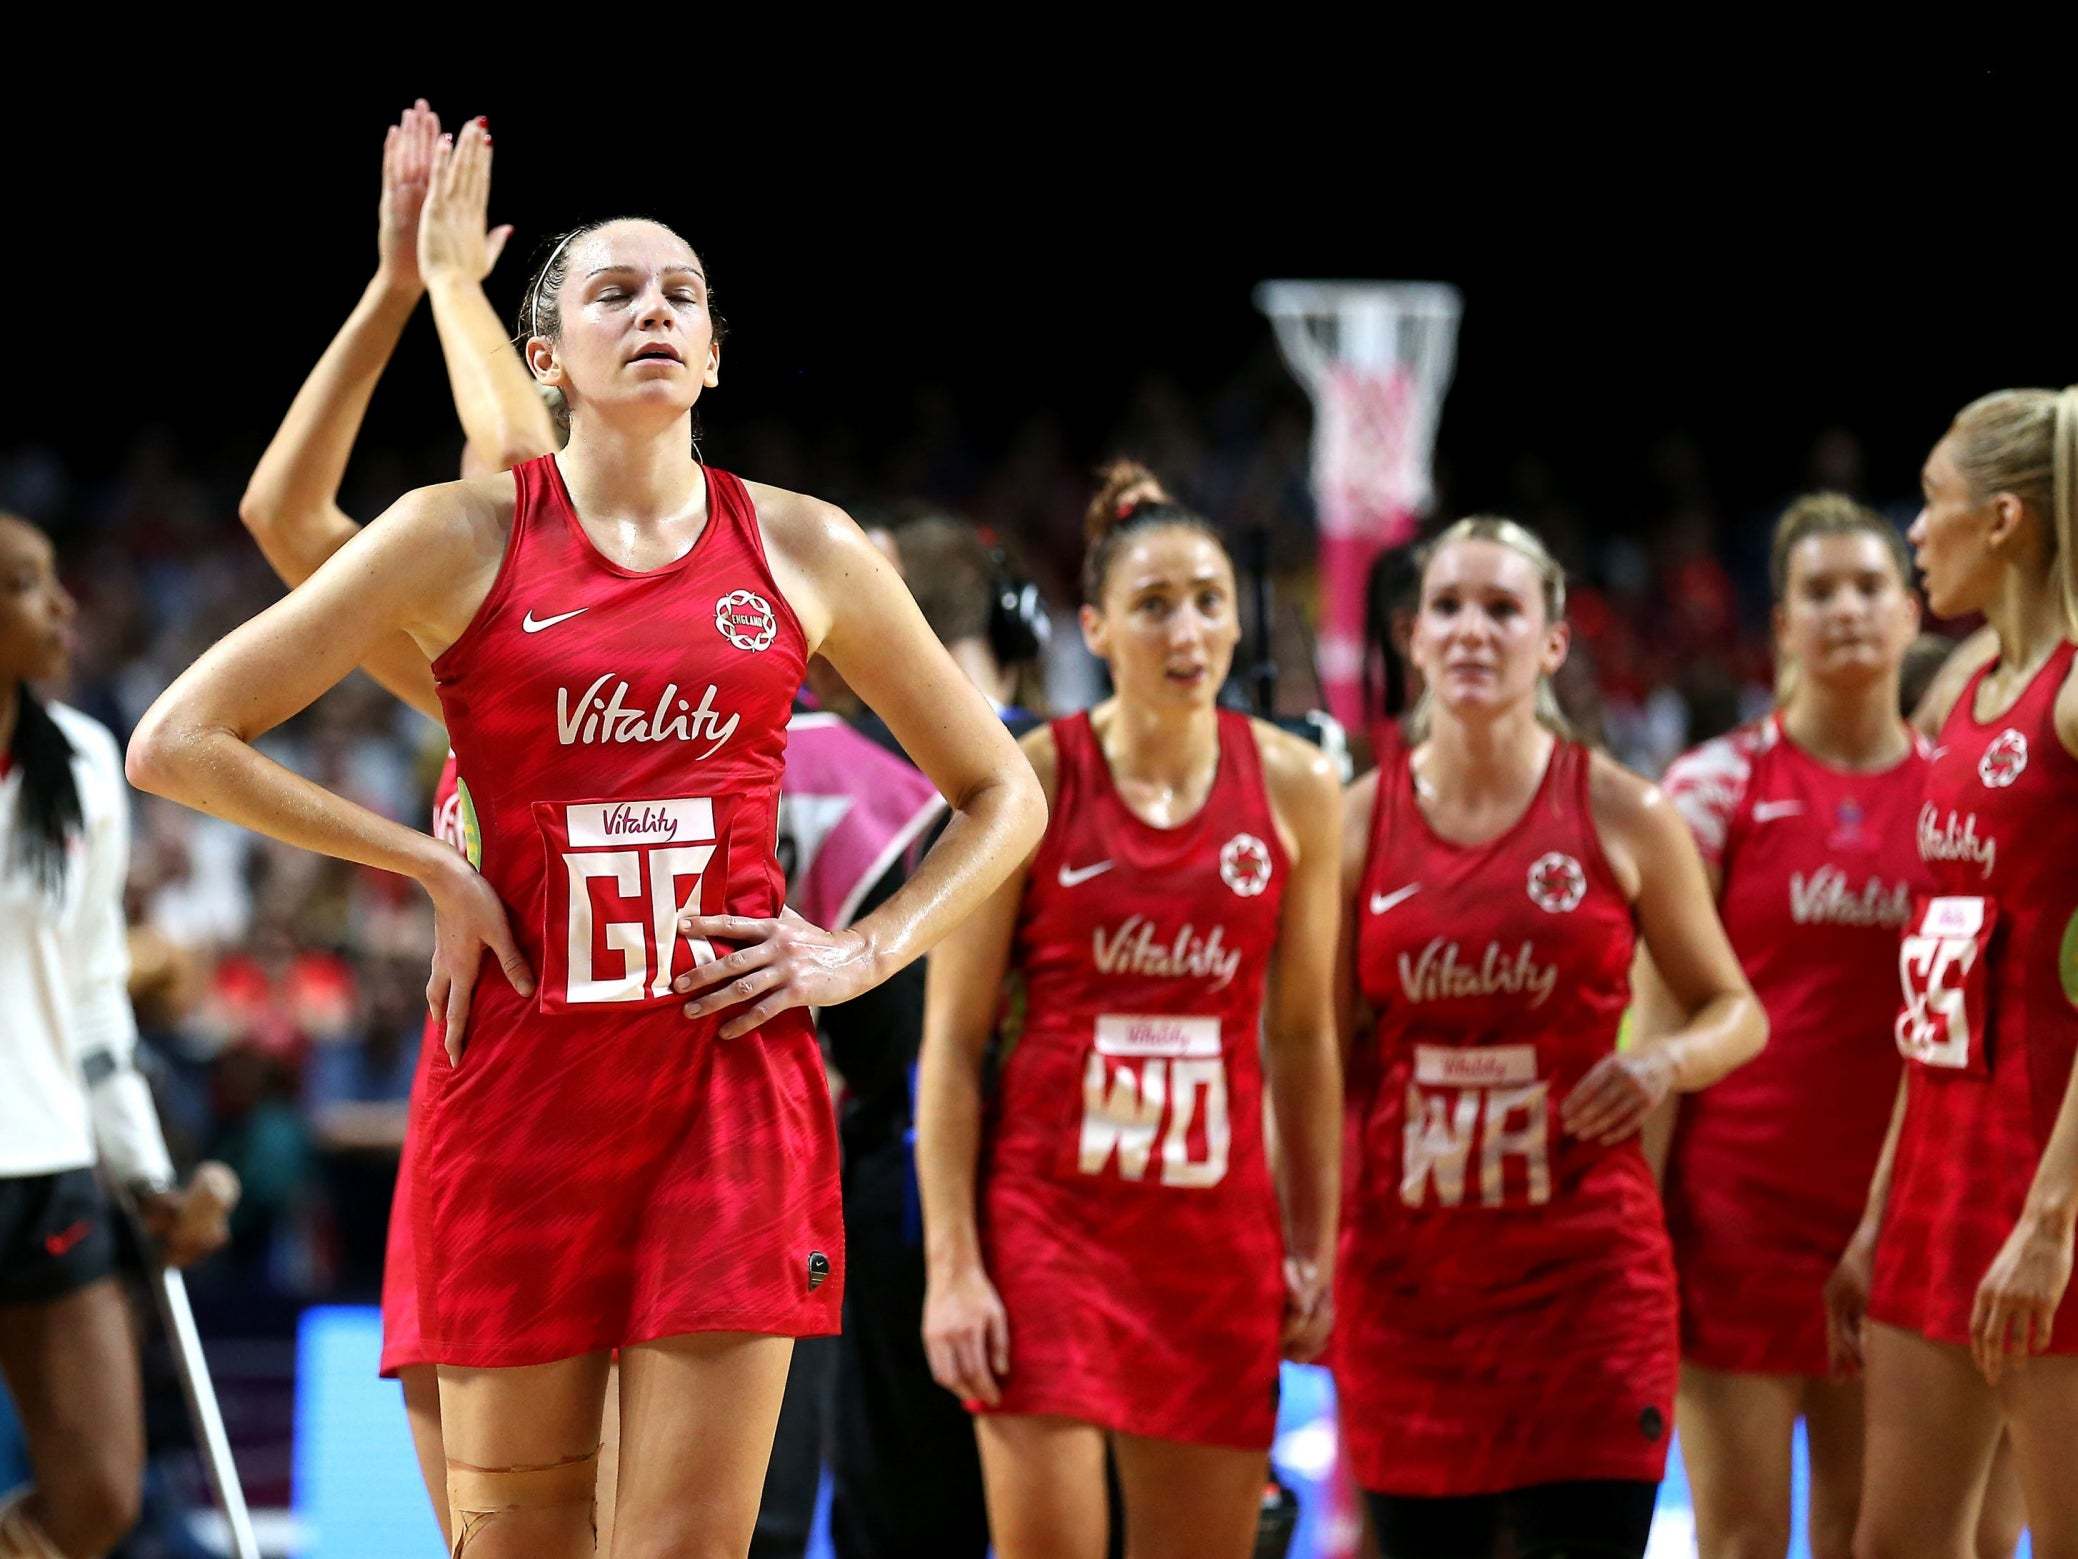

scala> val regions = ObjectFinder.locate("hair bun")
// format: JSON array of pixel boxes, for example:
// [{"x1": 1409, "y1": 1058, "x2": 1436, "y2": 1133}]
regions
[{"x1": 1084, "y1": 459, "x2": 1170, "y2": 545}]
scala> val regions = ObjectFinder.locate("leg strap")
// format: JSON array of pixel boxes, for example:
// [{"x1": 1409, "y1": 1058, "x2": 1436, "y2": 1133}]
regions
[
  {"x1": 0, "y1": 1491, "x2": 66, "y2": 1559},
  {"x1": 446, "y1": 1447, "x2": 601, "y2": 1556}
]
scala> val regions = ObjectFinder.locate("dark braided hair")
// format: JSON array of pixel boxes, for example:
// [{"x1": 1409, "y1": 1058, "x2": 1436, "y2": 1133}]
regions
[
  {"x1": 8, "y1": 687, "x2": 81, "y2": 894},
  {"x1": 1080, "y1": 459, "x2": 1225, "y2": 605}
]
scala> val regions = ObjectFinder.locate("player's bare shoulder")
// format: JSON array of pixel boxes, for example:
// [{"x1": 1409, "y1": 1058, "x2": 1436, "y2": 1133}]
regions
[
  {"x1": 1019, "y1": 722, "x2": 1062, "y2": 811},
  {"x1": 737, "y1": 478, "x2": 880, "y2": 650},
  {"x1": 1585, "y1": 747, "x2": 1679, "y2": 899},
  {"x1": 1250, "y1": 718, "x2": 1340, "y2": 812},
  {"x1": 371, "y1": 473, "x2": 520, "y2": 645},
  {"x1": 1249, "y1": 717, "x2": 1340, "y2": 862}
]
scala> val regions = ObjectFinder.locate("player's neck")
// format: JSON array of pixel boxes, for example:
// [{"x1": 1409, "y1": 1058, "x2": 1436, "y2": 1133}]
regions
[
  {"x1": 1781, "y1": 680, "x2": 1906, "y2": 770},
  {"x1": 1984, "y1": 569, "x2": 2070, "y2": 680},
  {"x1": 556, "y1": 417, "x2": 706, "y2": 524},
  {"x1": 0, "y1": 678, "x2": 17, "y2": 755},
  {"x1": 1096, "y1": 696, "x2": 1220, "y2": 794},
  {"x1": 1421, "y1": 703, "x2": 1552, "y2": 803}
]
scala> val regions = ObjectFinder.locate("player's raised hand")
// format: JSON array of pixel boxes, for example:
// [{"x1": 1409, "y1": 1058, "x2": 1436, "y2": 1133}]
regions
[
  {"x1": 1560, "y1": 1047, "x2": 1676, "y2": 1146},
  {"x1": 424, "y1": 853, "x2": 534, "y2": 1065},
  {"x1": 923, "y1": 1261, "x2": 1011, "y2": 1406},
  {"x1": 377, "y1": 99, "x2": 441, "y2": 292},
  {"x1": 675, "y1": 907, "x2": 880, "y2": 1040},
  {"x1": 419, "y1": 117, "x2": 512, "y2": 285}
]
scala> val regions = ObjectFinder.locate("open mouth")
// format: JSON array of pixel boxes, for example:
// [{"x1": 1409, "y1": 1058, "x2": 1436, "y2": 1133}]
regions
[{"x1": 628, "y1": 345, "x2": 683, "y2": 365}]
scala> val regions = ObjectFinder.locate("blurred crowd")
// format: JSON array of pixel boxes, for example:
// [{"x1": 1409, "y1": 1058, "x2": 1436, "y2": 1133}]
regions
[{"x1": 0, "y1": 400, "x2": 1926, "y2": 1313}]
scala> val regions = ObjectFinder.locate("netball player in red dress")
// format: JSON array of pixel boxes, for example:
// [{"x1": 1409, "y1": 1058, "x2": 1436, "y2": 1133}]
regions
[
  {"x1": 1641, "y1": 497, "x2": 1927, "y2": 1559},
  {"x1": 234, "y1": 107, "x2": 568, "y2": 1548},
  {"x1": 1336, "y1": 517, "x2": 1765, "y2": 1559},
  {"x1": 129, "y1": 213, "x2": 1045, "y2": 1556},
  {"x1": 1833, "y1": 387, "x2": 2078, "y2": 1558},
  {"x1": 917, "y1": 464, "x2": 1343, "y2": 1559}
]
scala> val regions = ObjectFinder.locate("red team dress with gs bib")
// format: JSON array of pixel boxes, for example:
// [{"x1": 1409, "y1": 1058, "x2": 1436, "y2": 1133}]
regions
[
  {"x1": 1659, "y1": 715, "x2": 1929, "y2": 1375},
  {"x1": 410, "y1": 456, "x2": 842, "y2": 1366},
  {"x1": 978, "y1": 710, "x2": 1289, "y2": 1449},
  {"x1": 1870, "y1": 640, "x2": 2078, "y2": 1352},
  {"x1": 378, "y1": 753, "x2": 462, "y2": 1377},
  {"x1": 1338, "y1": 739, "x2": 1677, "y2": 1496}
]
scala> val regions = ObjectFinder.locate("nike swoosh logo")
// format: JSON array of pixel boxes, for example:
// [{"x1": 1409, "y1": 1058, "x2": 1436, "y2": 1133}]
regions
[
  {"x1": 1058, "y1": 860, "x2": 1115, "y2": 888},
  {"x1": 1751, "y1": 800, "x2": 1805, "y2": 822},
  {"x1": 1369, "y1": 883, "x2": 1421, "y2": 915},
  {"x1": 43, "y1": 1219, "x2": 91, "y2": 1257},
  {"x1": 522, "y1": 607, "x2": 589, "y2": 634}
]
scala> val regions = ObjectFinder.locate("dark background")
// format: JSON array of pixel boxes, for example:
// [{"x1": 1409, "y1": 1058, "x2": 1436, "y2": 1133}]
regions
[
  {"x1": 1, "y1": 54, "x2": 2071, "y2": 1546},
  {"x1": 13, "y1": 60, "x2": 2072, "y2": 543}
]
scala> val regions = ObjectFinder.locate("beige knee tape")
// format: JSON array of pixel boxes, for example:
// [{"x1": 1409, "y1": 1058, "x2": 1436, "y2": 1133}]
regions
[
  {"x1": 0, "y1": 1490, "x2": 66, "y2": 1559},
  {"x1": 446, "y1": 1448, "x2": 600, "y2": 1556}
]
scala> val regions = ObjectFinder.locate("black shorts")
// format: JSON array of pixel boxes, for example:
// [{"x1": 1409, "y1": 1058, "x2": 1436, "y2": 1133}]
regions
[
  {"x1": 1366, "y1": 1478, "x2": 1660, "y2": 1559},
  {"x1": 0, "y1": 1167, "x2": 117, "y2": 1305}
]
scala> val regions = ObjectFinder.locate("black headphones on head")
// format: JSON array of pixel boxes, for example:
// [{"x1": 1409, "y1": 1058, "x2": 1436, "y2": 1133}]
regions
[{"x1": 985, "y1": 547, "x2": 1050, "y2": 668}]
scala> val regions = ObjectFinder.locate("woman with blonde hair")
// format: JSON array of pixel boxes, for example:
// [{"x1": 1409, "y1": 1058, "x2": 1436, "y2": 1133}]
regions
[
  {"x1": 1336, "y1": 514, "x2": 1765, "y2": 1558},
  {"x1": 1833, "y1": 386, "x2": 2078, "y2": 1557}
]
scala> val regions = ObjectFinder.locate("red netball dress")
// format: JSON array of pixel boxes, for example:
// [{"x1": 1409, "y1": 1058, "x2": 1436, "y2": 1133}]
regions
[
  {"x1": 1338, "y1": 738, "x2": 1676, "y2": 1497},
  {"x1": 1870, "y1": 640, "x2": 2078, "y2": 1352},
  {"x1": 378, "y1": 752, "x2": 462, "y2": 1378},
  {"x1": 978, "y1": 709, "x2": 1290, "y2": 1450},
  {"x1": 1659, "y1": 715, "x2": 1930, "y2": 1375},
  {"x1": 410, "y1": 455, "x2": 842, "y2": 1367}
]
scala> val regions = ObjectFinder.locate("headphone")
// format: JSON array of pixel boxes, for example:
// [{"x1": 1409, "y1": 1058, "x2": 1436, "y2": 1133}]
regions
[{"x1": 986, "y1": 547, "x2": 1051, "y2": 668}]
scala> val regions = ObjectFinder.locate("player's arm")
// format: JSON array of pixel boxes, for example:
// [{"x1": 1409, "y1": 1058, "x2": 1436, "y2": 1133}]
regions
[
  {"x1": 1561, "y1": 757, "x2": 1766, "y2": 1145},
  {"x1": 1972, "y1": 665, "x2": 2078, "y2": 1379},
  {"x1": 64, "y1": 718, "x2": 237, "y2": 1268},
  {"x1": 126, "y1": 481, "x2": 532, "y2": 1060},
  {"x1": 915, "y1": 726, "x2": 1056, "y2": 1407},
  {"x1": 1824, "y1": 1074, "x2": 1907, "y2": 1375},
  {"x1": 1629, "y1": 744, "x2": 1740, "y2": 1176},
  {"x1": 676, "y1": 494, "x2": 1047, "y2": 1038},
  {"x1": 419, "y1": 119, "x2": 560, "y2": 474},
  {"x1": 1334, "y1": 768, "x2": 1381, "y2": 1064},
  {"x1": 236, "y1": 103, "x2": 445, "y2": 721},
  {"x1": 1257, "y1": 724, "x2": 1344, "y2": 1363},
  {"x1": 1911, "y1": 624, "x2": 2000, "y2": 737}
]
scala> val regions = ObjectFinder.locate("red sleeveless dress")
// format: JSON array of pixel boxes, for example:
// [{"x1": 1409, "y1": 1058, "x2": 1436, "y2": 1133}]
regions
[
  {"x1": 978, "y1": 709, "x2": 1290, "y2": 1449},
  {"x1": 408, "y1": 455, "x2": 842, "y2": 1366},
  {"x1": 1338, "y1": 739, "x2": 1676, "y2": 1496},
  {"x1": 1659, "y1": 715, "x2": 1929, "y2": 1375},
  {"x1": 1870, "y1": 640, "x2": 2078, "y2": 1352}
]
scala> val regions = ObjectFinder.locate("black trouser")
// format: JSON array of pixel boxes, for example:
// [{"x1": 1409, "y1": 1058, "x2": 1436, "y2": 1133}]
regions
[
  {"x1": 1365, "y1": 1479, "x2": 1659, "y2": 1559},
  {"x1": 825, "y1": 1133, "x2": 990, "y2": 1559},
  {"x1": 751, "y1": 1333, "x2": 836, "y2": 1558}
]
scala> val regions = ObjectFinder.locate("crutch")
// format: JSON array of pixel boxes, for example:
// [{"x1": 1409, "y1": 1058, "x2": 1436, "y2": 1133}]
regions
[
  {"x1": 146, "y1": 1261, "x2": 260, "y2": 1559},
  {"x1": 120, "y1": 1187, "x2": 261, "y2": 1559}
]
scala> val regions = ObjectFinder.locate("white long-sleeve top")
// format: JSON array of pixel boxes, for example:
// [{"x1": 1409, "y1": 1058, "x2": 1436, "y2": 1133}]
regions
[{"x1": 0, "y1": 700, "x2": 175, "y2": 1186}]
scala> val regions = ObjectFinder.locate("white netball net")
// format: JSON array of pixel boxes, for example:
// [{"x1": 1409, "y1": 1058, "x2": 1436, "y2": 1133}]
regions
[{"x1": 1255, "y1": 282, "x2": 1463, "y2": 726}]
